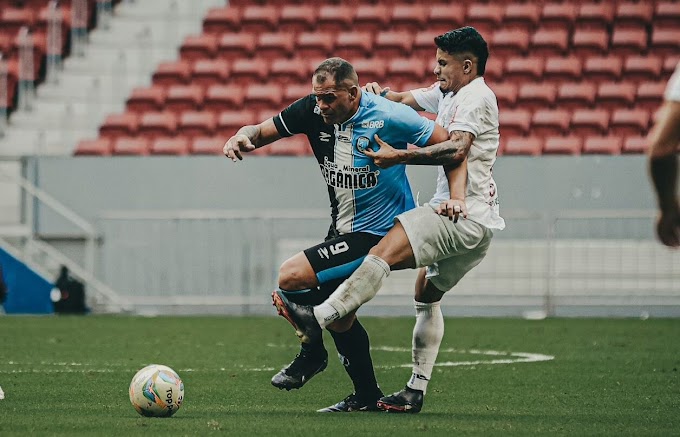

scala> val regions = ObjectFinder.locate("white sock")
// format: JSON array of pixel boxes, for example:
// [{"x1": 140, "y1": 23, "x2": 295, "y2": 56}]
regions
[
  {"x1": 313, "y1": 254, "x2": 390, "y2": 328},
  {"x1": 406, "y1": 300, "x2": 444, "y2": 394}
]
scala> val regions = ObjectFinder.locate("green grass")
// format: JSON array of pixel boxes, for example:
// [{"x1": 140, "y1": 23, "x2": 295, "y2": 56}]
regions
[{"x1": 1, "y1": 316, "x2": 679, "y2": 436}]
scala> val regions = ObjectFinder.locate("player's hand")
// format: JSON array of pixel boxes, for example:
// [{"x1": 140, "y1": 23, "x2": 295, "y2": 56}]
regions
[
  {"x1": 436, "y1": 199, "x2": 467, "y2": 223},
  {"x1": 223, "y1": 134, "x2": 255, "y2": 161},
  {"x1": 656, "y1": 208, "x2": 680, "y2": 247},
  {"x1": 364, "y1": 134, "x2": 402, "y2": 168},
  {"x1": 363, "y1": 82, "x2": 390, "y2": 96}
]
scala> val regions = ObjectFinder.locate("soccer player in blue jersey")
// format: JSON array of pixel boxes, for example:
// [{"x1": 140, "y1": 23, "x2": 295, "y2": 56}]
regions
[{"x1": 224, "y1": 58, "x2": 453, "y2": 412}]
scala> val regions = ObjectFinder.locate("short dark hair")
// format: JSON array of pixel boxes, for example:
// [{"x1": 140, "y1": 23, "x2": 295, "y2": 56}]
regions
[
  {"x1": 313, "y1": 57, "x2": 359, "y2": 88},
  {"x1": 434, "y1": 27, "x2": 489, "y2": 76}
]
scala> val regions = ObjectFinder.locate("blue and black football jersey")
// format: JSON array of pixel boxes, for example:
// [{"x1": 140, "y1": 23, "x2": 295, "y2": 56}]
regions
[{"x1": 273, "y1": 92, "x2": 436, "y2": 236}]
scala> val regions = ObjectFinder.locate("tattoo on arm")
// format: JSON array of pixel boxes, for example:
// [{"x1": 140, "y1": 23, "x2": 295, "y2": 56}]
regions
[
  {"x1": 402, "y1": 131, "x2": 473, "y2": 165},
  {"x1": 236, "y1": 125, "x2": 263, "y2": 148}
]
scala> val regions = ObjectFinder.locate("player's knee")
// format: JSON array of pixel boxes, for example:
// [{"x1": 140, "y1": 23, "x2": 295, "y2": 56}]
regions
[
  {"x1": 278, "y1": 258, "x2": 315, "y2": 291},
  {"x1": 327, "y1": 313, "x2": 356, "y2": 332},
  {"x1": 415, "y1": 281, "x2": 446, "y2": 303}
]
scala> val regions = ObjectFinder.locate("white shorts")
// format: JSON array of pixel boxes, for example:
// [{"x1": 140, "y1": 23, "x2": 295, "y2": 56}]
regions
[{"x1": 396, "y1": 204, "x2": 493, "y2": 292}]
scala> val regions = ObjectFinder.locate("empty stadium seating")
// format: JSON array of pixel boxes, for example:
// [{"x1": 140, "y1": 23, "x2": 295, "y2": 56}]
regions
[{"x1": 33, "y1": 1, "x2": 678, "y2": 157}]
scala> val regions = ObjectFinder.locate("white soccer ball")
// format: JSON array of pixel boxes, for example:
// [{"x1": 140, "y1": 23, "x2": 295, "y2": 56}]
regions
[{"x1": 129, "y1": 364, "x2": 184, "y2": 417}]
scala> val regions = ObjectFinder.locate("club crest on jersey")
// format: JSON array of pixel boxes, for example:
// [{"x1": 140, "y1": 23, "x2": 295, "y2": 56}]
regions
[{"x1": 355, "y1": 136, "x2": 371, "y2": 153}]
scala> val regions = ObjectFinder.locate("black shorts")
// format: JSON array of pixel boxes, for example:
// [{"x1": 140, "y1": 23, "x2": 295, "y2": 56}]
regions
[{"x1": 283, "y1": 232, "x2": 382, "y2": 305}]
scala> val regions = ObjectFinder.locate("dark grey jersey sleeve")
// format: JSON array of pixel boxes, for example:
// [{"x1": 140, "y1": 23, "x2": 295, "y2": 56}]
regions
[{"x1": 273, "y1": 95, "x2": 315, "y2": 138}]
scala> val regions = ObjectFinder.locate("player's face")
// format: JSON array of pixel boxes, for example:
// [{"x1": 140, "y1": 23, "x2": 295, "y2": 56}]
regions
[
  {"x1": 433, "y1": 48, "x2": 472, "y2": 94},
  {"x1": 312, "y1": 75, "x2": 358, "y2": 125}
]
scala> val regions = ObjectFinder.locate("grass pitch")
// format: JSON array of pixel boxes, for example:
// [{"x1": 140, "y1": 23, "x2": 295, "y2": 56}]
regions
[{"x1": 0, "y1": 316, "x2": 679, "y2": 436}]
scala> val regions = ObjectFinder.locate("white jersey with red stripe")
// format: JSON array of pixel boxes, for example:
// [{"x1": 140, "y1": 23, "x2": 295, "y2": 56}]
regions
[{"x1": 411, "y1": 77, "x2": 505, "y2": 231}]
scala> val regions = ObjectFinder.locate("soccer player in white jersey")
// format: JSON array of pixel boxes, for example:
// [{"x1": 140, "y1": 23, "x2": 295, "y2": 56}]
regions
[
  {"x1": 274, "y1": 27, "x2": 504, "y2": 413},
  {"x1": 649, "y1": 60, "x2": 680, "y2": 247}
]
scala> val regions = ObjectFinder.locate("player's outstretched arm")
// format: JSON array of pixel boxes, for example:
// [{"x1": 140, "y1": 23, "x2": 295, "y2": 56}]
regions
[
  {"x1": 367, "y1": 130, "x2": 473, "y2": 168},
  {"x1": 363, "y1": 82, "x2": 425, "y2": 111},
  {"x1": 648, "y1": 100, "x2": 680, "y2": 247},
  {"x1": 223, "y1": 118, "x2": 282, "y2": 161}
]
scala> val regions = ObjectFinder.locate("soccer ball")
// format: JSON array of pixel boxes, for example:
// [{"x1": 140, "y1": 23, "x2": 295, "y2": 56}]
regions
[{"x1": 129, "y1": 364, "x2": 184, "y2": 417}]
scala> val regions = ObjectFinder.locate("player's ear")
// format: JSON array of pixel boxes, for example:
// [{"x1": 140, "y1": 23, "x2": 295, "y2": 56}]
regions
[
  {"x1": 349, "y1": 85, "x2": 359, "y2": 101},
  {"x1": 463, "y1": 59, "x2": 472, "y2": 74}
]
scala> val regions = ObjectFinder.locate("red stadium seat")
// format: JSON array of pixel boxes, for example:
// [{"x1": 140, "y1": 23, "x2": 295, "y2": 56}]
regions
[
  {"x1": 427, "y1": 4, "x2": 466, "y2": 34},
  {"x1": 655, "y1": 1, "x2": 680, "y2": 30},
  {"x1": 353, "y1": 4, "x2": 390, "y2": 33},
  {"x1": 217, "y1": 32, "x2": 256, "y2": 61},
  {"x1": 391, "y1": 5, "x2": 428, "y2": 33},
  {"x1": 531, "y1": 109, "x2": 571, "y2": 138},
  {"x1": 191, "y1": 59, "x2": 229, "y2": 89},
  {"x1": 284, "y1": 83, "x2": 312, "y2": 102},
  {"x1": 543, "y1": 135, "x2": 582, "y2": 155},
  {"x1": 503, "y1": 136, "x2": 542, "y2": 156},
  {"x1": 504, "y1": 57, "x2": 544, "y2": 81},
  {"x1": 582, "y1": 135, "x2": 622, "y2": 155},
  {"x1": 191, "y1": 137, "x2": 227, "y2": 155},
  {"x1": 296, "y1": 32, "x2": 334, "y2": 59},
  {"x1": 203, "y1": 84, "x2": 245, "y2": 112},
  {"x1": 576, "y1": 2, "x2": 614, "y2": 31},
  {"x1": 571, "y1": 109, "x2": 610, "y2": 138},
  {"x1": 375, "y1": 31, "x2": 415, "y2": 59},
  {"x1": 244, "y1": 84, "x2": 284, "y2": 112},
  {"x1": 636, "y1": 81, "x2": 666, "y2": 111},
  {"x1": 541, "y1": 3, "x2": 577, "y2": 30},
  {"x1": 152, "y1": 61, "x2": 191, "y2": 87},
  {"x1": 202, "y1": 7, "x2": 241, "y2": 35},
  {"x1": 491, "y1": 29, "x2": 530, "y2": 60},
  {"x1": 335, "y1": 31, "x2": 373, "y2": 60},
  {"x1": 270, "y1": 58, "x2": 309, "y2": 84},
  {"x1": 165, "y1": 85, "x2": 204, "y2": 114},
  {"x1": 596, "y1": 82, "x2": 636, "y2": 111},
  {"x1": 499, "y1": 109, "x2": 531, "y2": 138},
  {"x1": 99, "y1": 113, "x2": 139, "y2": 139},
  {"x1": 74, "y1": 138, "x2": 112, "y2": 156},
  {"x1": 179, "y1": 34, "x2": 217, "y2": 61},
  {"x1": 650, "y1": 28, "x2": 680, "y2": 56},
  {"x1": 624, "y1": 56, "x2": 663, "y2": 83},
  {"x1": 279, "y1": 5, "x2": 317, "y2": 33},
  {"x1": 413, "y1": 30, "x2": 442, "y2": 59},
  {"x1": 138, "y1": 111, "x2": 177, "y2": 139},
  {"x1": 557, "y1": 82, "x2": 597, "y2": 110},
  {"x1": 493, "y1": 82, "x2": 518, "y2": 108},
  {"x1": 230, "y1": 58, "x2": 269, "y2": 85},
  {"x1": 622, "y1": 136, "x2": 647, "y2": 154},
  {"x1": 112, "y1": 137, "x2": 149, "y2": 156},
  {"x1": 317, "y1": 5, "x2": 354, "y2": 33},
  {"x1": 484, "y1": 58, "x2": 504, "y2": 82},
  {"x1": 530, "y1": 28, "x2": 569, "y2": 57},
  {"x1": 240, "y1": 6, "x2": 279, "y2": 34},
  {"x1": 664, "y1": 57, "x2": 680, "y2": 76},
  {"x1": 256, "y1": 32, "x2": 295, "y2": 59},
  {"x1": 150, "y1": 137, "x2": 190, "y2": 155},
  {"x1": 126, "y1": 87, "x2": 165, "y2": 114},
  {"x1": 217, "y1": 109, "x2": 257, "y2": 138},
  {"x1": 572, "y1": 29, "x2": 609, "y2": 57},
  {"x1": 387, "y1": 57, "x2": 428, "y2": 87},
  {"x1": 615, "y1": 2, "x2": 653, "y2": 30},
  {"x1": 543, "y1": 56, "x2": 583, "y2": 82},
  {"x1": 352, "y1": 58, "x2": 386, "y2": 86},
  {"x1": 268, "y1": 135, "x2": 312, "y2": 156},
  {"x1": 610, "y1": 28, "x2": 648, "y2": 56},
  {"x1": 517, "y1": 83, "x2": 557, "y2": 111},
  {"x1": 504, "y1": 3, "x2": 541, "y2": 32},
  {"x1": 178, "y1": 111, "x2": 216, "y2": 139},
  {"x1": 610, "y1": 109, "x2": 651, "y2": 137},
  {"x1": 466, "y1": 4, "x2": 503, "y2": 36},
  {"x1": 0, "y1": 8, "x2": 35, "y2": 37},
  {"x1": 583, "y1": 56, "x2": 623, "y2": 83}
]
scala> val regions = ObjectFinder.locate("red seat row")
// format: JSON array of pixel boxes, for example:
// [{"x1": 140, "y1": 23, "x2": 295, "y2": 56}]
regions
[
  {"x1": 201, "y1": 2, "x2": 680, "y2": 34},
  {"x1": 502, "y1": 134, "x2": 648, "y2": 156},
  {"x1": 74, "y1": 135, "x2": 312, "y2": 157}
]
